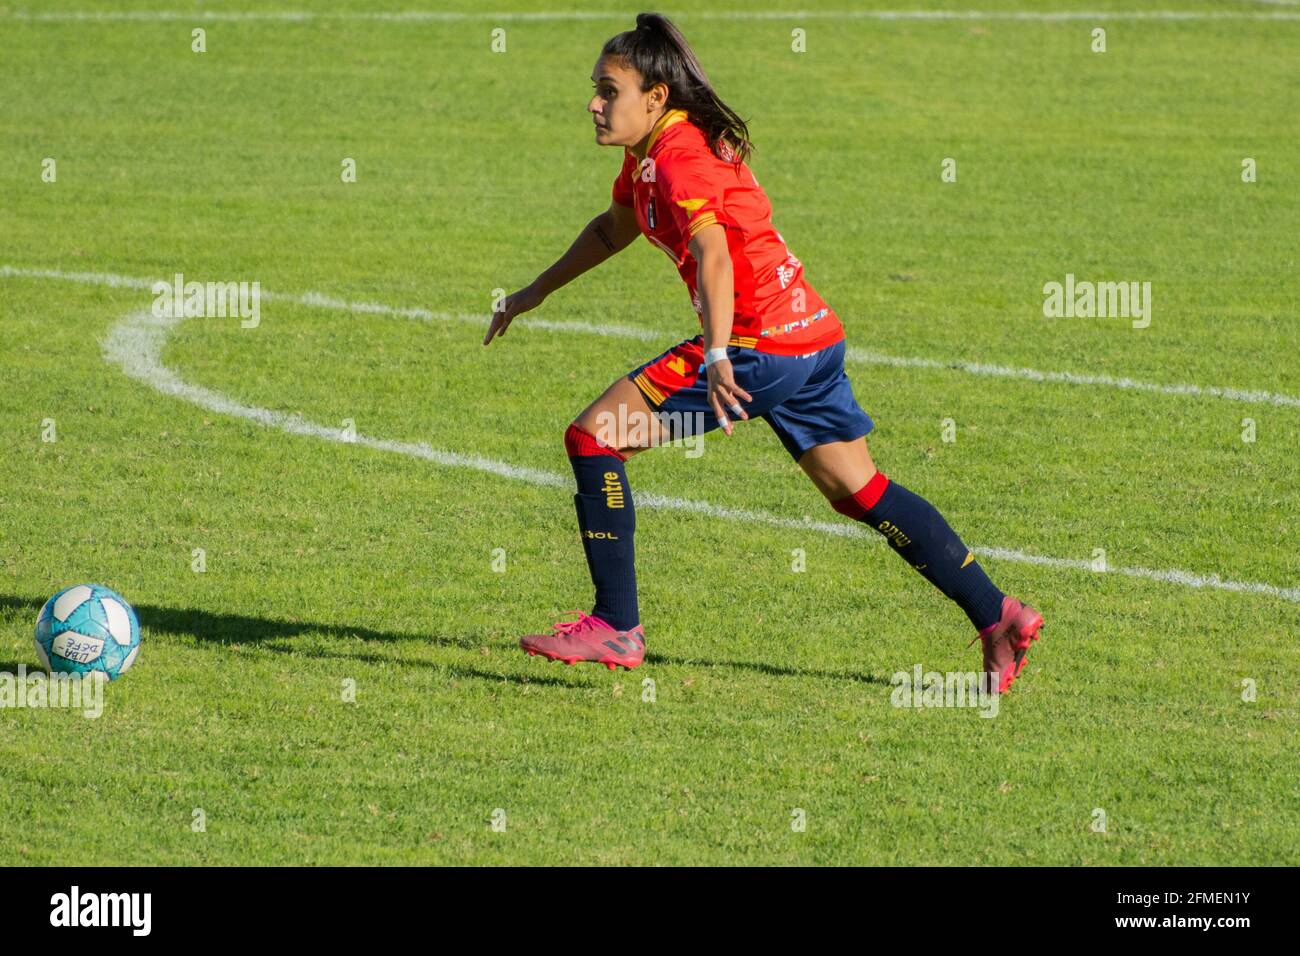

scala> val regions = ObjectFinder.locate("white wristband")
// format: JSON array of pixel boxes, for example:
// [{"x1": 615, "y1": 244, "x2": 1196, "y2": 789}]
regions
[{"x1": 703, "y1": 347, "x2": 730, "y2": 368}]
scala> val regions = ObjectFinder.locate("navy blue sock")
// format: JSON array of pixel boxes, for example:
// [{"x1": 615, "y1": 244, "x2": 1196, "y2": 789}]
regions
[
  {"x1": 833, "y1": 472, "x2": 1004, "y2": 631},
  {"x1": 564, "y1": 423, "x2": 639, "y2": 631}
]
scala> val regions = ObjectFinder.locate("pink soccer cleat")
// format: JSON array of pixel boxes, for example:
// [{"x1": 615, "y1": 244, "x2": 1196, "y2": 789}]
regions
[
  {"x1": 970, "y1": 595, "x2": 1044, "y2": 694},
  {"x1": 520, "y1": 610, "x2": 646, "y2": 671}
]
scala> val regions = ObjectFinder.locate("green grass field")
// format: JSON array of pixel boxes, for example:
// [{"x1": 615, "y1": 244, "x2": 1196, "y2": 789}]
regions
[{"x1": 2, "y1": 0, "x2": 1297, "y2": 865}]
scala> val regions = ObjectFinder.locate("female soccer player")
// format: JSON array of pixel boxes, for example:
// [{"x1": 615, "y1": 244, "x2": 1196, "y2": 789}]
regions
[{"x1": 483, "y1": 13, "x2": 1044, "y2": 693}]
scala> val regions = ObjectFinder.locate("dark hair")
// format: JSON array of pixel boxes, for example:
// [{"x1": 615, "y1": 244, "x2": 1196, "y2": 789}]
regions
[{"x1": 601, "y1": 12, "x2": 754, "y2": 165}]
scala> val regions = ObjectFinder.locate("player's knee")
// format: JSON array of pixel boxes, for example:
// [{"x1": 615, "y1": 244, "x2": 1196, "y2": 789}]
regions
[
  {"x1": 829, "y1": 494, "x2": 861, "y2": 518},
  {"x1": 564, "y1": 421, "x2": 589, "y2": 456},
  {"x1": 565, "y1": 420, "x2": 628, "y2": 461},
  {"x1": 827, "y1": 471, "x2": 889, "y2": 519}
]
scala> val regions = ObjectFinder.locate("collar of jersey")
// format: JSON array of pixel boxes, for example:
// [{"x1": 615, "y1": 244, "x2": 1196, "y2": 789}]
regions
[{"x1": 628, "y1": 108, "x2": 690, "y2": 163}]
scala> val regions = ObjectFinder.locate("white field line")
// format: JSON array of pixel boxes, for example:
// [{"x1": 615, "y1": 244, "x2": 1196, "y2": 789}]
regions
[
  {"x1": 99, "y1": 305, "x2": 897, "y2": 539},
  {"x1": 7, "y1": 264, "x2": 1300, "y2": 409},
  {"x1": 97, "y1": 305, "x2": 1300, "y2": 604},
  {"x1": 7, "y1": 9, "x2": 1300, "y2": 22},
  {"x1": 3, "y1": 264, "x2": 1296, "y2": 602}
]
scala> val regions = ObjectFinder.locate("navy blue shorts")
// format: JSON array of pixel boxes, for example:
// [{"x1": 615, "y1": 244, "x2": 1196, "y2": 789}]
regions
[{"x1": 628, "y1": 336, "x2": 874, "y2": 461}]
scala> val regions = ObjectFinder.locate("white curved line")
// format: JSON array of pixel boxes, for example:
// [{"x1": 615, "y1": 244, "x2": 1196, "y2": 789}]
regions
[
  {"x1": 102, "y1": 308, "x2": 567, "y2": 490},
  {"x1": 100, "y1": 305, "x2": 1300, "y2": 605},
  {"x1": 8, "y1": 265, "x2": 1300, "y2": 410}
]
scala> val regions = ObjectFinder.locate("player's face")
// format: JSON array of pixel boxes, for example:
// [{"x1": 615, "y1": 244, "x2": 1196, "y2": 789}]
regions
[{"x1": 588, "y1": 57, "x2": 664, "y2": 149}]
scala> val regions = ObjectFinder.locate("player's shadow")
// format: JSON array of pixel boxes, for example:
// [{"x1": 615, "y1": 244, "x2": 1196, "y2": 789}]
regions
[
  {"x1": 252, "y1": 642, "x2": 582, "y2": 688},
  {"x1": 0, "y1": 593, "x2": 576, "y2": 689},
  {"x1": 1, "y1": 593, "x2": 890, "y2": 686},
  {"x1": 0, "y1": 592, "x2": 478, "y2": 651},
  {"x1": 650, "y1": 652, "x2": 892, "y2": 686}
]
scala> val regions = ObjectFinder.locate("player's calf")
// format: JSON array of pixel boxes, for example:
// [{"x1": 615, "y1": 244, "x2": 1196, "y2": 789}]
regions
[{"x1": 831, "y1": 472, "x2": 1005, "y2": 631}]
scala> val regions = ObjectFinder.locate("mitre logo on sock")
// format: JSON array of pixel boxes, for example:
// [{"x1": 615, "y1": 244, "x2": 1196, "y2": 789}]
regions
[
  {"x1": 877, "y1": 520, "x2": 912, "y2": 548},
  {"x1": 602, "y1": 472, "x2": 625, "y2": 509}
]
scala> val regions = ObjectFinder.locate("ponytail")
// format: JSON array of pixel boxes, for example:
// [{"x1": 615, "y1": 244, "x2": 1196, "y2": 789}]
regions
[{"x1": 601, "y1": 12, "x2": 755, "y2": 165}]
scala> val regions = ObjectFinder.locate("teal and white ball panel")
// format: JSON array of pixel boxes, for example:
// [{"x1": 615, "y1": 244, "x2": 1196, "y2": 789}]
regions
[
  {"x1": 33, "y1": 638, "x2": 52, "y2": 672},
  {"x1": 52, "y1": 584, "x2": 94, "y2": 621},
  {"x1": 35, "y1": 583, "x2": 142, "y2": 680},
  {"x1": 118, "y1": 644, "x2": 141, "y2": 676},
  {"x1": 101, "y1": 595, "x2": 135, "y2": 646}
]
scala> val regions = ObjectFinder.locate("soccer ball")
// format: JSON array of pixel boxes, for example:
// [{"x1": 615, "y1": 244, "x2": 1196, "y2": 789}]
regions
[{"x1": 34, "y1": 584, "x2": 142, "y2": 681}]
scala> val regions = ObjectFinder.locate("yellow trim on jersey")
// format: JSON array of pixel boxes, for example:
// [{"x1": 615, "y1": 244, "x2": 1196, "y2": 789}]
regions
[
  {"x1": 728, "y1": 334, "x2": 759, "y2": 348},
  {"x1": 686, "y1": 212, "x2": 719, "y2": 237},
  {"x1": 629, "y1": 108, "x2": 690, "y2": 161},
  {"x1": 633, "y1": 372, "x2": 666, "y2": 407}
]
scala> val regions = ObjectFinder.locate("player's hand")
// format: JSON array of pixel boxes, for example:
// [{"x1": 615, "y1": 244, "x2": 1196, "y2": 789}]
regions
[
  {"x1": 706, "y1": 359, "x2": 753, "y2": 436},
  {"x1": 484, "y1": 283, "x2": 545, "y2": 345}
]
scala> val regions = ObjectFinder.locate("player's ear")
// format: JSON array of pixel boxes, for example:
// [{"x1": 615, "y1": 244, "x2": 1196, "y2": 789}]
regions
[{"x1": 647, "y1": 81, "x2": 670, "y2": 111}]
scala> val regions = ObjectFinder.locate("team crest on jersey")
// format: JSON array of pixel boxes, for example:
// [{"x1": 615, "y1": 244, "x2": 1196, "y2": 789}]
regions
[{"x1": 647, "y1": 197, "x2": 658, "y2": 230}]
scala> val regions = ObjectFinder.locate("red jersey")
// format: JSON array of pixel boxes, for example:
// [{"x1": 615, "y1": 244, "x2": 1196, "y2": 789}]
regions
[{"x1": 611, "y1": 109, "x2": 845, "y2": 356}]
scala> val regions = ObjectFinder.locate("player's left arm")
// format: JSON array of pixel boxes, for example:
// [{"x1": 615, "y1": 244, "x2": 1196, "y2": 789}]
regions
[
  {"x1": 689, "y1": 223, "x2": 752, "y2": 435},
  {"x1": 689, "y1": 223, "x2": 733, "y2": 354}
]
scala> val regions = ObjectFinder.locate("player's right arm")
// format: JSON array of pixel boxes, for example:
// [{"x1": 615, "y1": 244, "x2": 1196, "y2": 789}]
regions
[{"x1": 483, "y1": 201, "x2": 640, "y2": 345}]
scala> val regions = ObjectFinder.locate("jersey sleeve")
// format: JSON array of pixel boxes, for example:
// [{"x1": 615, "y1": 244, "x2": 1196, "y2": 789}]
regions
[
  {"x1": 655, "y1": 148, "x2": 725, "y2": 239},
  {"x1": 611, "y1": 151, "x2": 635, "y2": 207}
]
